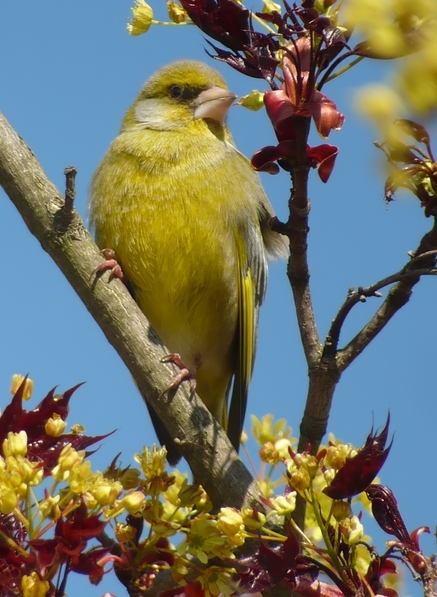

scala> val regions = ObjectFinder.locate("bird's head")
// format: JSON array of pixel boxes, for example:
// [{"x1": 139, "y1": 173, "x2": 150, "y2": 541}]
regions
[{"x1": 121, "y1": 60, "x2": 237, "y2": 133}]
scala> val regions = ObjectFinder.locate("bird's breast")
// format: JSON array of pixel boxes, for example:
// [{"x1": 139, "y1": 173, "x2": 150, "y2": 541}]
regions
[{"x1": 90, "y1": 130, "x2": 254, "y2": 398}]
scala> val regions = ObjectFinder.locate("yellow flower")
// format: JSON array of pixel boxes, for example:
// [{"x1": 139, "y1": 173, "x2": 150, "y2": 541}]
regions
[
  {"x1": 52, "y1": 444, "x2": 85, "y2": 482},
  {"x1": 165, "y1": 473, "x2": 191, "y2": 507},
  {"x1": 6, "y1": 454, "x2": 43, "y2": 487},
  {"x1": 134, "y1": 445, "x2": 167, "y2": 481},
  {"x1": 191, "y1": 485, "x2": 213, "y2": 513},
  {"x1": 45, "y1": 414, "x2": 66, "y2": 437},
  {"x1": 217, "y1": 507, "x2": 245, "y2": 546},
  {"x1": 167, "y1": 1, "x2": 187, "y2": 23},
  {"x1": 91, "y1": 476, "x2": 123, "y2": 506},
  {"x1": 127, "y1": 0, "x2": 153, "y2": 35},
  {"x1": 288, "y1": 467, "x2": 311, "y2": 492},
  {"x1": 259, "y1": 441, "x2": 280, "y2": 464},
  {"x1": 183, "y1": 516, "x2": 234, "y2": 564},
  {"x1": 39, "y1": 495, "x2": 61, "y2": 520},
  {"x1": 257, "y1": 478, "x2": 275, "y2": 498},
  {"x1": 3, "y1": 431, "x2": 27, "y2": 457},
  {"x1": 241, "y1": 506, "x2": 266, "y2": 530},
  {"x1": 270, "y1": 492, "x2": 297, "y2": 516},
  {"x1": 0, "y1": 486, "x2": 17, "y2": 514},
  {"x1": 199, "y1": 566, "x2": 236, "y2": 597},
  {"x1": 355, "y1": 542, "x2": 372, "y2": 576},
  {"x1": 251, "y1": 414, "x2": 292, "y2": 445},
  {"x1": 325, "y1": 441, "x2": 357, "y2": 471},
  {"x1": 22, "y1": 572, "x2": 50, "y2": 597},
  {"x1": 298, "y1": 453, "x2": 320, "y2": 478},
  {"x1": 121, "y1": 490, "x2": 146, "y2": 515},
  {"x1": 115, "y1": 522, "x2": 136, "y2": 542},
  {"x1": 71, "y1": 423, "x2": 85, "y2": 434},
  {"x1": 151, "y1": 518, "x2": 181, "y2": 537},
  {"x1": 345, "y1": 0, "x2": 419, "y2": 58},
  {"x1": 275, "y1": 437, "x2": 293, "y2": 459},
  {"x1": 68, "y1": 460, "x2": 94, "y2": 494},
  {"x1": 10, "y1": 374, "x2": 33, "y2": 400},
  {"x1": 340, "y1": 515, "x2": 364, "y2": 545}
]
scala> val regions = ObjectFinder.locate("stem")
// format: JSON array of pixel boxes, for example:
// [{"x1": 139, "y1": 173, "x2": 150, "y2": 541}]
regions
[
  {"x1": 317, "y1": 51, "x2": 355, "y2": 91},
  {"x1": 323, "y1": 56, "x2": 364, "y2": 85}
]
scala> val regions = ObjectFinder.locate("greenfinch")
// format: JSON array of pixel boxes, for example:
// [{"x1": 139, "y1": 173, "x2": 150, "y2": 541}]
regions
[{"x1": 89, "y1": 60, "x2": 286, "y2": 464}]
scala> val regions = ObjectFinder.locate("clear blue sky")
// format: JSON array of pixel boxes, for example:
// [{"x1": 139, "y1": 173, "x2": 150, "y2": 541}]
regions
[{"x1": 1, "y1": 2, "x2": 436, "y2": 596}]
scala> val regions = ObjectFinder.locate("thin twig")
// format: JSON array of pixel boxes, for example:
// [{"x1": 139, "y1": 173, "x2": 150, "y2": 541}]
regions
[
  {"x1": 323, "y1": 255, "x2": 437, "y2": 362},
  {"x1": 338, "y1": 219, "x2": 437, "y2": 369},
  {"x1": 55, "y1": 166, "x2": 77, "y2": 231}
]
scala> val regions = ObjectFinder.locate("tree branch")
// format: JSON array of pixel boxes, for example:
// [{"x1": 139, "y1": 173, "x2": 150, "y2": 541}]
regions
[
  {"x1": 323, "y1": 249, "x2": 437, "y2": 364},
  {"x1": 0, "y1": 111, "x2": 260, "y2": 512},
  {"x1": 338, "y1": 220, "x2": 437, "y2": 369},
  {"x1": 281, "y1": 117, "x2": 321, "y2": 369}
]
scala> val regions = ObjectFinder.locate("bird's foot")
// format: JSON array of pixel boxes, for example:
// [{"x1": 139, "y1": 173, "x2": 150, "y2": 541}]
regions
[
  {"x1": 93, "y1": 249, "x2": 125, "y2": 281},
  {"x1": 160, "y1": 353, "x2": 198, "y2": 396}
]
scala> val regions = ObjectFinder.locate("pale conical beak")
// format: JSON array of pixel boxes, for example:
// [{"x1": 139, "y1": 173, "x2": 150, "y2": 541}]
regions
[{"x1": 193, "y1": 86, "x2": 237, "y2": 124}]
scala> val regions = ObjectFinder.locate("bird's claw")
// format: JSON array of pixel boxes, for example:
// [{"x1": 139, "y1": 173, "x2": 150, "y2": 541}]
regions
[
  {"x1": 160, "y1": 353, "x2": 197, "y2": 396},
  {"x1": 92, "y1": 249, "x2": 125, "y2": 281}
]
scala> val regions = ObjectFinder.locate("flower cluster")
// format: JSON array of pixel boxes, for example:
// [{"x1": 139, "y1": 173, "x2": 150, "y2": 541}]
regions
[
  {"x1": 2, "y1": 380, "x2": 434, "y2": 597},
  {"x1": 0, "y1": 376, "x2": 115, "y2": 597},
  {"x1": 239, "y1": 413, "x2": 433, "y2": 597}
]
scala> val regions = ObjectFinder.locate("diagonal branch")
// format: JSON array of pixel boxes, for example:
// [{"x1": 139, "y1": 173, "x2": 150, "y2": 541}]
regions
[
  {"x1": 0, "y1": 111, "x2": 260, "y2": 512},
  {"x1": 323, "y1": 248, "x2": 437, "y2": 364},
  {"x1": 337, "y1": 220, "x2": 437, "y2": 370}
]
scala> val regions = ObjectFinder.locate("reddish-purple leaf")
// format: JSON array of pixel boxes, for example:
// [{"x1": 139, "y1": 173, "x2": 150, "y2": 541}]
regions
[
  {"x1": 0, "y1": 381, "x2": 83, "y2": 445},
  {"x1": 237, "y1": 528, "x2": 301, "y2": 592},
  {"x1": 324, "y1": 415, "x2": 392, "y2": 499},
  {"x1": 366, "y1": 484, "x2": 412, "y2": 546},
  {"x1": 180, "y1": 0, "x2": 253, "y2": 52},
  {"x1": 1, "y1": 381, "x2": 113, "y2": 475},
  {"x1": 70, "y1": 548, "x2": 109, "y2": 584},
  {"x1": 307, "y1": 144, "x2": 338, "y2": 182}
]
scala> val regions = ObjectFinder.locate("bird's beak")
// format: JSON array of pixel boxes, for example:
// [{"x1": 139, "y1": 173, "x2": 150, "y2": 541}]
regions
[{"x1": 193, "y1": 87, "x2": 237, "y2": 124}]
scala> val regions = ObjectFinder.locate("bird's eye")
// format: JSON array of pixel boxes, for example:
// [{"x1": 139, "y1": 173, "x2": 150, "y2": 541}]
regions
[{"x1": 169, "y1": 85, "x2": 183, "y2": 99}]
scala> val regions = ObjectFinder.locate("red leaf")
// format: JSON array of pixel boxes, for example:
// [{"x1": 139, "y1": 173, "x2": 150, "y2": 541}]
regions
[
  {"x1": 237, "y1": 528, "x2": 301, "y2": 592},
  {"x1": 307, "y1": 144, "x2": 338, "y2": 182},
  {"x1": 324, "y1": 415, "x2": 392, "y2": 499}
]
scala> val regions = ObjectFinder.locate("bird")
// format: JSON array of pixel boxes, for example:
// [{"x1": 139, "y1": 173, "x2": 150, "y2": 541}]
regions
[{"x1": 89, "y1": 60, "x2": 286, "y2": 464}]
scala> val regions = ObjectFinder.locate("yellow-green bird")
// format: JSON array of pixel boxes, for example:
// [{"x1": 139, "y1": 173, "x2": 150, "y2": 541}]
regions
[{"x1": 89, "y1": 60, "x2": 286, "y2": 464}]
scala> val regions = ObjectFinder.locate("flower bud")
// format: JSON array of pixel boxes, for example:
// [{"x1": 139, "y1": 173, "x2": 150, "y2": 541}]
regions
[
  {"x1": 45, "y1": 414, "x2": 66, "y2": 437},
  {"x1": 167, "y1": 1, "x2": 187, "y2": 23},
  {"x1": 332, "y1": 500, "x2": 353, "y2": 521},
  {"x1": 10, "y1": 375, "x2": 33, "y2": 400},
  {"x1": 3, "y1": 431, "x2": 27, "y2": 457}
]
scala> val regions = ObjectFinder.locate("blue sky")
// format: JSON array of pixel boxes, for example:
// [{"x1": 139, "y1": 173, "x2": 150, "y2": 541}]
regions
[{"x1": 1, "y1": 2, "x2": 436, "y2": 596}]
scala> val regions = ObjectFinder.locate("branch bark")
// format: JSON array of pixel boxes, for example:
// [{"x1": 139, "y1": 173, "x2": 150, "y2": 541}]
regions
[{"x1": 0, "y1": 111, "x2": 260, "y2": 512}]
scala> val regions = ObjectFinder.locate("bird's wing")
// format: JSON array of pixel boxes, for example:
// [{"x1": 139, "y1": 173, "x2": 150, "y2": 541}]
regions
[{"x1": 227, "y1": 219, "x2": 268, "y2": 453}]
